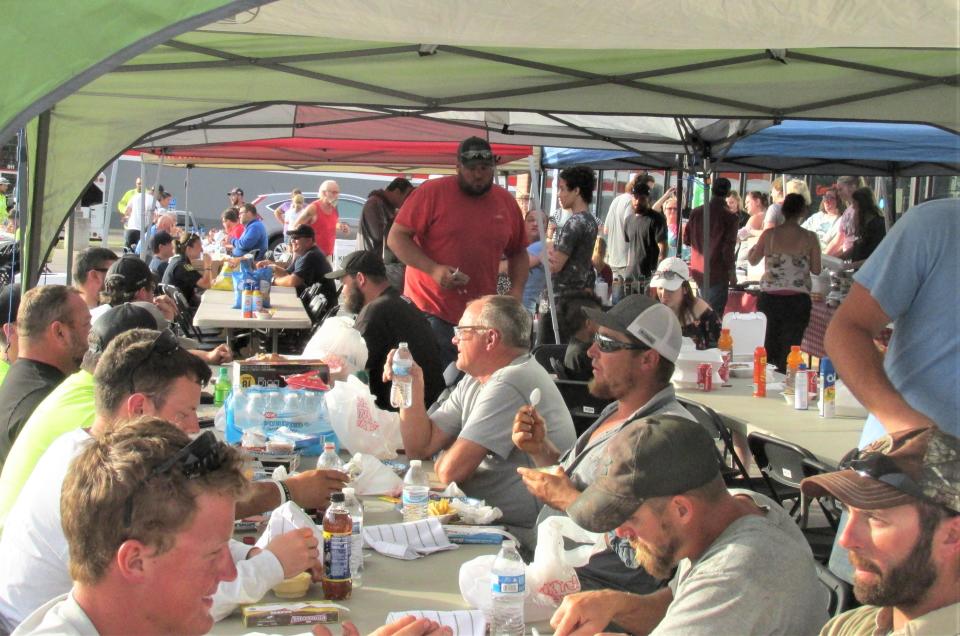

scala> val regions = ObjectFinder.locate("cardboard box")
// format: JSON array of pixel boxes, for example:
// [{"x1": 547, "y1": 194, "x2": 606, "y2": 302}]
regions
[
  {"x1": 233, "y1": 359, "x2": 330, "y2": 391},
  {"x1": 241, "y1": 602, "x2": 341, "y2": 628}
]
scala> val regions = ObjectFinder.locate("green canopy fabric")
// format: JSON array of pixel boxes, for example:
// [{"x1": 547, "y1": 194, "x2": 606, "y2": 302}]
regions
[{"x1": 7, "y1": 0, "x2": 959, "y2": 283}]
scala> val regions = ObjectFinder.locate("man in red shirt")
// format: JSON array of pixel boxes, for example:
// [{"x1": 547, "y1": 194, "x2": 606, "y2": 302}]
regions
[
  {"x1": 682, "y1": 177, "x2": 738, "y2": 316},
  {"x1": 388, "y1": 137, "x2": 528, "y2": 367}
]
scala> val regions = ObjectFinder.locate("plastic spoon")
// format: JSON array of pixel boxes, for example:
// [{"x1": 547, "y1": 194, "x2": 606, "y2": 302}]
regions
[{"x1": 529, "y1": 387, "x2": 541, "y2": 408}]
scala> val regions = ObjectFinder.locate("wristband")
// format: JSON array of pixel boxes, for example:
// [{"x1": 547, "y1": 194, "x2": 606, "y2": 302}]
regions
[{"x1": 274, "y1": 479, "x2": 292, "y2": 505}]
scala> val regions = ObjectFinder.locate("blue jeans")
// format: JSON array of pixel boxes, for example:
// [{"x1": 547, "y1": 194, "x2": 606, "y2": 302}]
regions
[{"x1": 703, "y1": 281, "x2": 729, "y2": 318}]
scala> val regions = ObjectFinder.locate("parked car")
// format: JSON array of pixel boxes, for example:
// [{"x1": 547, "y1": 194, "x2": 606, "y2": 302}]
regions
[{"x1": 251, "y1": 191, "x2": 366, "y2": 252}]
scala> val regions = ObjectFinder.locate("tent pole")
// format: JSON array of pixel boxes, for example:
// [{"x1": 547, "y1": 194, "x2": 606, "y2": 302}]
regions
[
  {"x1": 184, "y1": 164, "x2": 192, "y2": 214},
  {"x1": 24, "y1": 110, "x2": 51, "y2": 289},
  {"x1": 105, "y1": 160, "x2": 119, "y2": 248},
  {"x1": 886, "y1": 165, "x2": 898, "y2": 228},
  {"x1": 674, "y1": 158, "x2": 685, "y2": 258},
  {"x1": 701, "y1": 157, "x2": 712, "y2": 299}
]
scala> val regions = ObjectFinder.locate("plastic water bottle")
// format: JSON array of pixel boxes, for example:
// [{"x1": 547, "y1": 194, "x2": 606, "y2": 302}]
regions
[
  {"x1": 213, "y1": 367, "x2": 231, "y2": 407},
  {"x1": 342, "y1": 487, "x2": 364, "y2": 587},
  {"x1": 390, "y1": 342, "x2": 414, "y2": 409},
  {"x1": 316, "y1": 442, "x2": 343, "y2": 471},
  {"x1": 401, "y1": 459, "x2": 429, "y2": 522},
  {"x1": 490, "y1": 540, "x2": 525, "y2": 636}
]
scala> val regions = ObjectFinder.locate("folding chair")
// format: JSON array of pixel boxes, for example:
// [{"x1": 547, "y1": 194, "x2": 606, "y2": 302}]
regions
[
  {"x1": 746, "y1": 431, "x2": 814, "y2": 514},
  {"x1": 554, "y1": 378, "x2": 610, "y2": 436},
  {"x1": 677, "y1": 397, "x2": 754, "y2": 489},
  {"x1": 531, "y1": 344, "x2": 568, "y2": 377},
  {"x1": 816, "y1": 563, "x2": 854, "y2": 617}
]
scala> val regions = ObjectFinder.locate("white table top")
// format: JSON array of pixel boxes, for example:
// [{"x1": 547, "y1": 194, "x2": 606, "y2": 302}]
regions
[
  {"x1": 676, "y1": 377, "x2": 864, "y2": 465},
  {"x1": 194, "y1": 287, "x2": 312, "y2": 330}
]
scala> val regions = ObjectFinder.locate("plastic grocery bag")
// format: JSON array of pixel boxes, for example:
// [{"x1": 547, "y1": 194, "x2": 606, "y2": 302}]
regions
[
  {"x1": 458, "y1": 516, "x2": 606, "y2": 623},
  {"x1": 342, "y1": 453, "x2": 403, "y2": 496},
  {"x1": 303, "y1": 316, "x2": 368, "y2": 378},
  {"x1": 325, "y1": 376, "x2": 401, "y2": 459}
]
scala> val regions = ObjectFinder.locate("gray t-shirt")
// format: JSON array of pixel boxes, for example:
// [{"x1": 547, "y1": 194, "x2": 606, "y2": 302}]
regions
[
  {"x1": 653, "y1": 489, "x2": 829, "y2": 635},
  {"x1": 432, "y1": 354, "x2": 576, "y2": 536},
  {"x1": 539, "y1": 386, "x2": 693, "y2": 592}
]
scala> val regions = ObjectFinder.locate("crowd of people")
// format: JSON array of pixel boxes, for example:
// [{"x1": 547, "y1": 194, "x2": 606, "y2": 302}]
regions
[{"x1": 0, "y1": 136, "x2": 954, "y2": 636}]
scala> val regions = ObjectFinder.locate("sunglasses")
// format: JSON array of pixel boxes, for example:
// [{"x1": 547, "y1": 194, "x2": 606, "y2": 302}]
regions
[
  {"x1": 122, "y1": 431, "x2": 227, "y2": 527},
  {"x1": 655, "y1": 270, "x2": 685, "y2": 281},
  {"x1": 128, "y1": 331, "x2": 181, "y2": 394},
  {"x1": 460, "y1": 150, "x2": 495, "y2": 163},
  {"x1": 841, "y1": 451, "x2": 930, "y2": 504},
  {"x1": 593, "y1": 332, "x2": 650, "y2": 354}
]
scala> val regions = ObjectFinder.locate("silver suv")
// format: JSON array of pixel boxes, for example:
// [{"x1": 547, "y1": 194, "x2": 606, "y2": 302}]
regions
[{"x1": 251, "y1": 191, "x2": 366, "y2": 251}]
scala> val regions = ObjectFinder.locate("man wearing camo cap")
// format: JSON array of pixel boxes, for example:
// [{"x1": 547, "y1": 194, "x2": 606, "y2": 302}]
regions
[
  {"x1": 551, "y1": 415, "x2": 826, "y2": 636},
  {"x1": 801, "y1": 426, "x2": 959, "y2": 636}
]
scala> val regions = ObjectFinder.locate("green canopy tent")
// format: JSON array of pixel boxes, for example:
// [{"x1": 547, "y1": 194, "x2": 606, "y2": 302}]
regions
[{"x1": 7, "y1": 0, "x2": 959, "y2": 284}]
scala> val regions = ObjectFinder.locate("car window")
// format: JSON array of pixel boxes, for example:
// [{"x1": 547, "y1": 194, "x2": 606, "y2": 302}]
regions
[{"x1": 337, "y1": 198, "x2": 362, "y2": 223}]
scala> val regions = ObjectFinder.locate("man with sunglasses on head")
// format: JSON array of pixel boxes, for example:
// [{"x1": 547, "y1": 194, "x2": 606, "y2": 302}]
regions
[
  {"x1": 0, "y1": 329, "x2": 342, "y2": 632},
  {"x1": 512, "y1": 294, "x2": 695, "y2": 592},
  {"x1": 801, "y1": 426, "x2": 959, "y2": 636},
  {"x1": 388, "y1": 137, "x2": 528, "y2": 369},
  {"x1": 387, "y1": 295, "x2": 575, "y2": 548}
]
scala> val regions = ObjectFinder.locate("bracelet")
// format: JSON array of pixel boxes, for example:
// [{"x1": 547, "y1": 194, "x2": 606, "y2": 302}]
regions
[{"x1": 274, "y1": 479, "x2": 292, "y2": 505}]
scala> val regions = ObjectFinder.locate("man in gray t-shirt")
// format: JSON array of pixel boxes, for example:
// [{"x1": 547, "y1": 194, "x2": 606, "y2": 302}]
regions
[
  {"x1": 552, "y1": 417, "x2": 828, "y2": 636},
  {"x1": 391, "y1": 295, "x2": 575, "y2": 547}
]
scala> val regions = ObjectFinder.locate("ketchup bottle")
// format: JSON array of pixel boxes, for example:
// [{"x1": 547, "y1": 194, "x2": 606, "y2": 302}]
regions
[{"x1": 322, "y1": 491, "x2": 353, "y2": 600}]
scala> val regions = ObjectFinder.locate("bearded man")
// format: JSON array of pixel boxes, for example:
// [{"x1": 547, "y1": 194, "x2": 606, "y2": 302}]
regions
[{"x1": 511, "y1": 295, "x2": 694, "y2": 592}]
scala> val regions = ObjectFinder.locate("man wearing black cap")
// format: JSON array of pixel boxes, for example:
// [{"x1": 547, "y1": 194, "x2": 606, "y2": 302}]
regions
[
  {"x1": 92, "y1": 255, "x2": 176, "y2": 324},
  {"x1": 388, "y1": 136, "x2": 528, "y2": 368},
  {"x1": 326, "y1": 250, "x2": 444, "y2": 411},
  {"x1": 357, "y1": 177, "x2": 414, "y2": 291},
  {"x1": 227, "y1": 186, "x2": 245, "y2": 209},
  {"x1": 550, "y1": 416, "x2": 826, "y2": 636},
  {"x1": 0, "y1": 285, "x2": 21, "y2": 385},
  {"x1": 682, "y1": 177, "x2": 739, "y2": 315},
  {"x1": 0, "y1": 286, "x2": 91, "y2": 469},
  {"x1": 256, "y1": 223, "x2": 336, "y2": 311},
  {"x1": 623, "y1": 180, "x2": 668, "y2": 286},
  {"x1": 801, "y1": 427, "x2": 959, "y2": 636}
]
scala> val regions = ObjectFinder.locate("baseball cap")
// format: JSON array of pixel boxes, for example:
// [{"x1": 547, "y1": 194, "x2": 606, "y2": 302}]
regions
[
  {"x1": 0, "y1": 284, "x2": 21, "y2": 326},
  {"x1": 457, "y1": 136, "x2": 495, "y2": 166},
  {"x1": 801, "y1": 426, "x2": 960, "y2": 514},
  {"x1": 90, "y1": 304, "x2": 158, "y2": 354},
  {"x1": 288, "y1": 225, "x2": 316, "y2": 240},
  {"x1": 583, "y1": 295, "x2": 682, "y2": 363},
  {"x1": 227, "y1": 187, "x2": 244, "y2": 196},
  {"x1": 631, "y1": 181, "x2": 651, "y2": 198},
  {"x1": 649, "y1": 257, "x2": 690, "y2": 292},
  {"x1": 150, "y1": 231, "x2": 173, "y2": 253},
  {"x1": 711, "y1": 177, "x2": 732, "y2": 197},
  {"x1": 326, "y1": 250, "x2": 387, "y2": 279},
  {"x1": 104, "y1": 256, "x2": 155, "y2": 294},
  {"x1": 0, "y1": 177, "x2": 10, "y2": 186},
  {"x1": 568, "y1": 416, "x2": 721, "y2": 532}
]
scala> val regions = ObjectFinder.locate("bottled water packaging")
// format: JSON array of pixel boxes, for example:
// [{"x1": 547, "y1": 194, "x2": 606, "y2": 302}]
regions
[
  {"x1": 390, "y1": 342, "x2": 414, "y2": 409},
  {"x1": 490, "y1": 540, "x2": 525, "y2": 636},
  {"x1": 401, "y1": 459, "x2": 429, "y2": 522}
]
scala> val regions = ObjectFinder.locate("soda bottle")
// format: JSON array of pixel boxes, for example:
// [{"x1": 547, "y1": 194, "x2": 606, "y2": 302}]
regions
[
  {"x1": 785, "y1": 346, "x2": 803, "y2": 395},
  {"x1": 819, "y1": 357, "x2": 836, "y2": 418},
  {"x1": 322, "y1": 491, "x2": 352, "y2": 600},
  {"x1": 316, "y1": 442, "x2": 343, "y2": 471},
  {"x1": 401, "y1": 459, "x2": 429, "y2": 522},
  {"x1": 717, "y1": 328, "x2": 733, "y2": 385},
  {"x1": 794, "y1": 363, "x2": 809, "y2": 410},
  {"x1": 390, "y1": 342, "x2": 414, "y2": 409},
  {"x1": 342, "y1": 487, "x2": 364, "y2": 587},
  {"x1": 252, "y1": 286, "x2": 263, "y2": 313},
  {"x1": 213, "y1": 366, "x2": 232, "y2": 407},
  {"x1": 490, "y1": 540, "x2": 525, "y2": 636},
  {"x1": 241, "y1": 281, "x2": 254, "y2": 318},
  {"x1": 753, "y1": 346, "x2": 767, "y2": 397}
]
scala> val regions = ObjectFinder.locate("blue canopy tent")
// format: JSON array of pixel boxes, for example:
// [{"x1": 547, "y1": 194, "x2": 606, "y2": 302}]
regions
[{"x1": 543, "y1": 120, "x2": 960, "y2": 176}]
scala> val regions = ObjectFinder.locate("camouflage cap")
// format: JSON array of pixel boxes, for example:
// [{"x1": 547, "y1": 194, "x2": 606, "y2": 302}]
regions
[
  {"x1": 801, "y1": 427, "x2": 960, "y2": 514},
  {"x1": 567, "y1": 416, "x2": 721, "y2": 533}
]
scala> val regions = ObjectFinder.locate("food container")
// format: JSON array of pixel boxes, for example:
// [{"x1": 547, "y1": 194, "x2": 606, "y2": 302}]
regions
[
  {"x1": 271, "y1": 572, "x2": 312, "y2": 599},
  {"x1": 242, "y1": 601, "x2": 341, "y2": 627}
]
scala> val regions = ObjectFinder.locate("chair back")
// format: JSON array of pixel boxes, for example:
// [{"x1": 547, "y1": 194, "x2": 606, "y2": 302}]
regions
[
  {"x1": 300, "y1": 281, "x2": 322, "y2": 304},
  {"x1": 306, "y1": 294, "x2": 328, "y2": 323},
  {"x1": 747, "y1": 431, "x2": 816, "y2": 490},
  {"x1": 677, "y1": 397, "x2": 752, "y2": 484},
  {"x1": 531, "y1": 344, "x2": 567, "y2": 377},
  {"x1": 160, "y1": 284, "x2": 200, "y2": 340},
  {"x1": 816, "y1": 564, "x2": 853, "y2": 617}
]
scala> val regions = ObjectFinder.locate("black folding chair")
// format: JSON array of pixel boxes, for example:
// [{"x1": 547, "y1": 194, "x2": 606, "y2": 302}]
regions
[
  {"x1": 677, "y1": 397, "x2": 755, "y2": 489},
  {"x1": 816, "y1": 563, "x2": 854, "y2": 617},
  {"x1": 746, "y1": 431, "x2": 813, "y2": 513},
  {"x1": 531, "y1": 344, "x2": 568, "y2": 378}
]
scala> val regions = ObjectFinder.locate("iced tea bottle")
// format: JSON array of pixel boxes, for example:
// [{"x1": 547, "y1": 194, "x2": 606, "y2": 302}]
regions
[{"x1": 322, "y1": 491, "x2": 353, "y2": 600}]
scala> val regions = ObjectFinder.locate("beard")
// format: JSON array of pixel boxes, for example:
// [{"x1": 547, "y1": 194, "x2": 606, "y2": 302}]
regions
[
  {"x1": 629, "y1": 531, "x2": 680, "y2": 580},
  {"x1": 849, "y1": 528, "x2": 937, "y2": 607},
  {"x1": 457, "y1": 172, "x2": 493, "y2": 197},
  {"x1": 343, "y1": 285, "x2": 365, "y2": 315}
]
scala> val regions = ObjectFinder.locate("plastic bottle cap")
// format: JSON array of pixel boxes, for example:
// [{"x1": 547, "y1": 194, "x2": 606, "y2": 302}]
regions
[
  {"x1": 324, "y1": 442, "x2": 335, "y2": 450},
  {"x1": 410, "y1": 459, "x2": 422, "y2": 468}
]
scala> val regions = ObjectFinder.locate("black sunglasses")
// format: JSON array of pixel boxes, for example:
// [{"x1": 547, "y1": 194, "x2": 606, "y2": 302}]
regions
[
  {"x1": 593, "y1": 332, "x2": 650, "y2": 354},
  {"x1": 122, "y1": 431, "x2": 227, "y2": 527},
  {"x1": 128, "y1": 331, "x2": 181, "y2": 394},
  {"x1": 460, "y1": 150, "x2": 494, "y2": 163},
  {"x1": 842, "y1": 451, "x2": 930, "y2": 504}
]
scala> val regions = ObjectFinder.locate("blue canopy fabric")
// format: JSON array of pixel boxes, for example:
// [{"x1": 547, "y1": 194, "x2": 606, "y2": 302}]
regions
[{"x1": 543, "y1": 120, "x2": 960, "y2": 176}]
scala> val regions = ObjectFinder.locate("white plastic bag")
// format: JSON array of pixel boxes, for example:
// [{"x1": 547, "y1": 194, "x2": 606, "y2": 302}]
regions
[
  {"x1": 458, "y1": 516, "x2": 605, "y2": 623},
  {"x1": 325, "y1": 375, "x2": 402, "y2": 459},
  {"x1": 303, "y1": 316, "x2": 368, "y2": 378},
  {"x1": 344, "y1": 453, "x2": 404, "y2": 496}
]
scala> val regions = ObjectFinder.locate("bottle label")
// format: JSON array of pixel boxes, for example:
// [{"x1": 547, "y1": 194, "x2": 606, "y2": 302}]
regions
[
  {"x1": 323, "y1": 531, "x2": 352, "y2": 581},
  {"x1": 402, "y1": 487, "x2": 429, "y2": 506},
  {"x1": 392, "y1": 360, "x2": 412, "y2": 377},
  {"x1": 492, "y1": 574, "x2": 525, "y2": 594}
]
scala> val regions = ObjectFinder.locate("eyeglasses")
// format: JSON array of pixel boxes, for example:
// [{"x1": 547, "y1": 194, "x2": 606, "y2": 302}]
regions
[
  {"x1": 128, "y1": 330, "x2": 181, "y2": 394},
  {"x1": 593, "y1": 332, "x2": 650, "y2": 354},
  {"x1": 841, "y1": 450, "x2": 931, "y2": 504},
  {"x1": 453, "y1": 325, "x2": 491, "y2": 339},
  {"x1": 122, "y1": 431, "x2": 227, "y2": 527},
  {"x1": 460, "y1": 150, "x2": 495, "y2": 163}
]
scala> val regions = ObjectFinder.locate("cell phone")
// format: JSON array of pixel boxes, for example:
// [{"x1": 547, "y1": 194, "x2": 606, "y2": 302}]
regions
[{"x1": 198, "y1": 416, "x2": 215, "y2": 429}]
